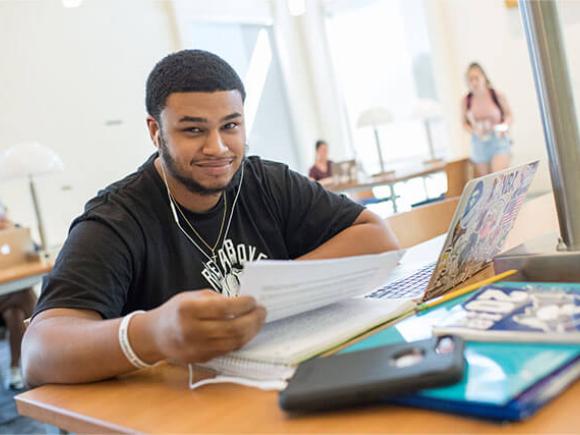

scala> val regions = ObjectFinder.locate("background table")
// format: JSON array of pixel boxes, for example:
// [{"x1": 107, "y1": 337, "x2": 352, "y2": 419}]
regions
[
  {"x1": 0, "y1": 261, "x2": 52, "y2": 297},
  {"x1": 327, "y1": 159, "x2": 449, "y2": 212}
]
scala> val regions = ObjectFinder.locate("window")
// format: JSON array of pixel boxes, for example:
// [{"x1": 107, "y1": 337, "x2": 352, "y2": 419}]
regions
[{"x1": 324, "y1": 0, "x2": 447, "y2": 175}]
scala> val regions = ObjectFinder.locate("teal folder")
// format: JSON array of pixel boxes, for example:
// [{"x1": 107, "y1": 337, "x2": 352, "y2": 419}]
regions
[{"x1": 340, "y1": 284, "x2": 580, "y2": 421}]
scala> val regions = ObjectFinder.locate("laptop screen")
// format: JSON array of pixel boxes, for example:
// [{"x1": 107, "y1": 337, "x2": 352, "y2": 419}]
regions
[
  {"x1": 0, "y1": 227, "x2": 35, "y2": 268},
  {"x1": 423, "y1": 161, "x2": 539, "y2": 301}
]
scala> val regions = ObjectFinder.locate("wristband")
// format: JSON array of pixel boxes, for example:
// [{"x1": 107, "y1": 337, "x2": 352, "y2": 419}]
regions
[{"x1": 118, "y1": 310, "x2": 153, "y2": 369}]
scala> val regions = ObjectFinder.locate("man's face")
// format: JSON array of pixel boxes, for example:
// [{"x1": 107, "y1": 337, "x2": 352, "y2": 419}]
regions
[{"x1": 153, "y1": 90, "x2": 246, "y2": 195}]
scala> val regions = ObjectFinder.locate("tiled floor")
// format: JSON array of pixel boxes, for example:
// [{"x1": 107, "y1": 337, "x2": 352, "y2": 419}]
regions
[{"x1": 0, "y1": 339, "x2": 48, "y2": 434}]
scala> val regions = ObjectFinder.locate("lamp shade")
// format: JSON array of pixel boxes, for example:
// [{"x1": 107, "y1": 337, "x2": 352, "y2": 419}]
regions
[
  {"x1": 0, "y1": 142, "x2": 64, "y2": 182},
  {"x1": 356, "y1": 107, "x2": 393, "y2": 128},
  {"x1": 412, "y1": 98, "x2": 442, "y2": 120}
]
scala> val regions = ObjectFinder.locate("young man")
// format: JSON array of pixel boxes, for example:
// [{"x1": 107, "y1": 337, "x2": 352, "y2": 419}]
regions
[{"x1": 22, "y1": 50, "x2": 399, "y2": 386}]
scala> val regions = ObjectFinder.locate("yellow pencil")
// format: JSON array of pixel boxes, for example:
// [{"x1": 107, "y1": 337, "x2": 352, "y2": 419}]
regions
[{"x1": 416, "y1": 269, "x2": 518, "y2": 312}]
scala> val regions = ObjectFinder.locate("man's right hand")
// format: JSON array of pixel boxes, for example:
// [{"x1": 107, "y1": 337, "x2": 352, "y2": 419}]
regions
[
  {"x1": 23, "y1": 291, "x2": 266, "y2": 386},
  {"x1": 134, "y1": 290, "x2": 267, "y2": 365}
]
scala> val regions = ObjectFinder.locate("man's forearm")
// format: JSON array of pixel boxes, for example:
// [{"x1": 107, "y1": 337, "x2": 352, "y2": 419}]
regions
[
  {"x1": 22, "y1": 309, "x2": 161, "y2": 386},
  {"x1": 22, "y1": 293, "x2": 266, "y2": 387},
  {"x1": 299, "y1": 211, "x2": 399, "y2": 260}
]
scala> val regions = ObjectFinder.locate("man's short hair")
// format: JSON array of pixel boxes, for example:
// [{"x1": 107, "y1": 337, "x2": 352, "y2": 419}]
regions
[
  {"x1": 315, "y1": 140, "x2": 327, "y2": 151},
  {"x1": 146, "y1": 49, "x2": 246, "y2": 120}
]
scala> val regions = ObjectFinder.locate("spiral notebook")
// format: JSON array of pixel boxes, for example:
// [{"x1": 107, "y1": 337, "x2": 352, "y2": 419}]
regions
[
  {"x1": 195, "y1": 251, "x2": 413, "y2": 387},
  {"x1": 199, "y1": 297, "x2": 413, "y2": 382}
]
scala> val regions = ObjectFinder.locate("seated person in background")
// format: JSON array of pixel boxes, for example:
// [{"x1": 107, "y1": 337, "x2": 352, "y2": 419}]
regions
[
  {"x1": 308, "y1": 140, "x2": 334, "y2": 186},
  {"x1": 0, "y1": 200, "x2": 37, "y2": 390},
  {"x1": 22, "y1": 50, "x2": 399, "y2": 387},
  {"x1": 0, "y1": 201, "x2": 9, "y2": 230}
]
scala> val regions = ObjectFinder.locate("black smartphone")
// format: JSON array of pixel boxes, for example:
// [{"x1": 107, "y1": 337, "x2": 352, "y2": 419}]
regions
[{"x1": 279, "y1": 335, "x2": 465, "y2": 412}]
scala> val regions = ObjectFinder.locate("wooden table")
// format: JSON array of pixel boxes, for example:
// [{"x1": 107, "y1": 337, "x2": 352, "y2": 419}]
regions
[
  {"x1": 16, "y1": 194, "x2": 576, "y2": 434},
  {"x1": 0, "y1": 260, "x2": 52, "y2": 296},
  {"x1": 327, "y1": 159, "x2": 448, "y2": 212},
  {"x1": 15, "y1": 362, "x2": 580, "y2": 434}
]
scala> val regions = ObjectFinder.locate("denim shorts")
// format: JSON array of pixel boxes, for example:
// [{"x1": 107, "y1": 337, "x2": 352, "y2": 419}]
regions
[{"x1": 471, "y1": 133, "x2": 512, "y2": 164}]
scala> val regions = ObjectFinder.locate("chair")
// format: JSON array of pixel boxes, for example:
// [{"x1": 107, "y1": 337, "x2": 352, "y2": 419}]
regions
[
  {"x1": 385, "y1": 196, "x2": 460, "y2": 249},
  {"x1": 409, "y1": 157, "x2": 472, "y2": 208},
  {"x1": 444, "y1": 158, "x2": 472, "y2": 197},
  {"x1": 349, "y1": 189, "x2": 377, "y2": 204}
]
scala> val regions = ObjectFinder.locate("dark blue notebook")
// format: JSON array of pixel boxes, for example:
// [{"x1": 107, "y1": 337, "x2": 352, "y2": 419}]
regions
[{"x1": 340, "y1": 283, "x2": 580, "y2": 421}]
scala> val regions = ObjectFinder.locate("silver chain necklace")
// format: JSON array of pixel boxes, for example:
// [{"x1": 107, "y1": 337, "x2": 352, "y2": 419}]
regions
[
  {"x1": 160, "y1": 161, "x2": 245, "y2": 264},
  {"x1": 169, "y1": 190, "x2": 228, "y2": 262}
]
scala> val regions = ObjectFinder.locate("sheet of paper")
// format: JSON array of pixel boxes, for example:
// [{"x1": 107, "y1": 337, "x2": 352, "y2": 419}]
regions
[
  {"x1": 239, "y1": 250, "x2": 404, "y2": 322},
  {"x1": 188, "y1": 363, "x2": 291, "y2": 391},
  {"x1": 233, "y1": 297, "x2": 414, "y2": 363},
  {"x1": 189, "y1": 374, "x2": 288, "y2": 391}
]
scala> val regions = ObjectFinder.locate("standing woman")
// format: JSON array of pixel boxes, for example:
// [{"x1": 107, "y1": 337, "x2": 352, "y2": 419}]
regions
[{"x1": 462, "y1": 62, "x2": 513, "y2": 177}]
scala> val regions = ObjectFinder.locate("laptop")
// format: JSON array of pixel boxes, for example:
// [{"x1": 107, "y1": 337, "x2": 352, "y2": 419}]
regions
[
  {"x1": 369, "y1": 160, "x2": 539, "y2": 302},
  {"x1": 0, "y1": 227, "x2": 36, "y2": 269}
]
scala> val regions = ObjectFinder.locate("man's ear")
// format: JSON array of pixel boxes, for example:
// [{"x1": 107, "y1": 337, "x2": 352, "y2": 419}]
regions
[{"x1": 146, "y1": 116, "x2": 161, "y2": 148}]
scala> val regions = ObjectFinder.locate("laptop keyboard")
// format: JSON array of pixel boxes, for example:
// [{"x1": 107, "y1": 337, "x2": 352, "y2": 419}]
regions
[{"x1": 367, "y1": 262, "x2": 436, "y2": 299}]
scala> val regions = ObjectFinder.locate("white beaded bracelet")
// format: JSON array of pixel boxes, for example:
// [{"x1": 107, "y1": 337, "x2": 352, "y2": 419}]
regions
[{"x1": 118, "y1": 310, "x2": 153, "y2": 370}]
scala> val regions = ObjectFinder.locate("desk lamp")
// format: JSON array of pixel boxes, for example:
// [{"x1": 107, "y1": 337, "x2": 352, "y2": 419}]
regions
[
  {"x1": 356, "y1": 107, "x2": 393, "y2": 174},
  {"x1": 412, "y1": 98, "x2": 443, "y2": 163},
  {"x1": 0, "y1": 142, "x2": 64, "y2": 253}
]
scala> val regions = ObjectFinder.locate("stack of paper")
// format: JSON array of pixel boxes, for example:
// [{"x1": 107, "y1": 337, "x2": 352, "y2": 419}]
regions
[{"x1": 240, "y1": 250, "x2": 405, "y2": 322}]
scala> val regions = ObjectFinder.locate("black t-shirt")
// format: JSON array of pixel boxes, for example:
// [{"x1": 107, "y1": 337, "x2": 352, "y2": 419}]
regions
[{"x1": 35, "y1": 154, "x2": 364, "y2": 319}]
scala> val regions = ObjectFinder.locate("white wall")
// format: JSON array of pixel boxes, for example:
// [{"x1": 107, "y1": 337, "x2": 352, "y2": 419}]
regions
[
  {"x1": 297, "y1": 0, "x2": 353, "y2": 162},
  {"x1": 270, "y1": 4, "x2": 322, "y2": 170},
  {"x1": 0, "y1": 0, "x2": 176, "y2": 248},
  {"x1": 426, "y1": 0, "x2": 578, "y2": 195}
]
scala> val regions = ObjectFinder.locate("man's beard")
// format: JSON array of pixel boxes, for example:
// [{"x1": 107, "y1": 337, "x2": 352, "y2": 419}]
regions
[{"x1": 158, "y1": 132, "x2": 244, "y2": 196}]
